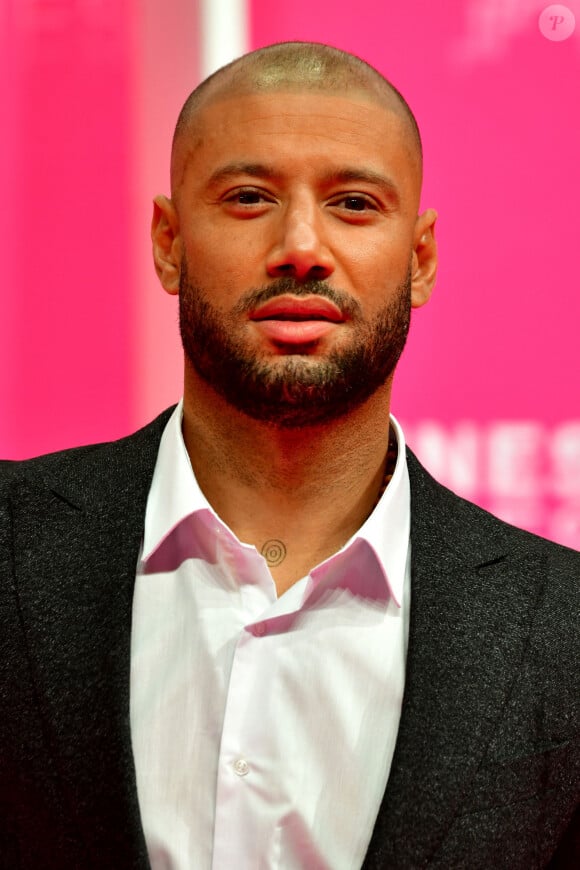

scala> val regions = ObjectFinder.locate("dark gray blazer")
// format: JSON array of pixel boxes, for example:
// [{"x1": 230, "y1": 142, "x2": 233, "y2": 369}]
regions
[{"x1": 1, "y1": 408, "x2": 578, "y2": 869}]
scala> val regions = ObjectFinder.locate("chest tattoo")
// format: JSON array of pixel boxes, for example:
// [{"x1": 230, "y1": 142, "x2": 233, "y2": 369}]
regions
[{"x1": 261, "y1": 539, "x2": 287, "y2": 566}]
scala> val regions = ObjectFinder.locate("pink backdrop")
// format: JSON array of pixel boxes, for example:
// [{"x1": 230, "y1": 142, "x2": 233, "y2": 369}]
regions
[
  {"x1": 1, "y1": 0, "x2": 579, "y2": 548},
  {"x1": 0, "y1": 0, "x2": 134, "y2": 456}
]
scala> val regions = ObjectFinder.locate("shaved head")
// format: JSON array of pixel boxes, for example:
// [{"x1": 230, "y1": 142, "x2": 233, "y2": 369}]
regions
[{"x1": 170, "y1": 41, "x2": 423, "y2": 198}]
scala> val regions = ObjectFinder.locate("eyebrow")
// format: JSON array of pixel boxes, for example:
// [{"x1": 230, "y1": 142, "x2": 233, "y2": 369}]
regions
[
  {"x1": 322, "y1": 167, "x2": 401, "y2": 203},
  {"x1": 206, "y1": 161, "x2": 401, "y2": 203},
  {"x1": 207, "y1": 162, "x2": 277, "y2": 187}
]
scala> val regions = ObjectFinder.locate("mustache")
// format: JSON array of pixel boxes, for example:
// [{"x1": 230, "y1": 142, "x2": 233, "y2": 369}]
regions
[{"x1": 231, "y1": 278, "x2": 363, "y2": 319}]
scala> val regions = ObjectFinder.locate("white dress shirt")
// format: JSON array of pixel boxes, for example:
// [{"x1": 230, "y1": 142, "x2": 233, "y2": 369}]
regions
[{"x1": 130, "y1": 401, "x2": 411, "y2": 869}]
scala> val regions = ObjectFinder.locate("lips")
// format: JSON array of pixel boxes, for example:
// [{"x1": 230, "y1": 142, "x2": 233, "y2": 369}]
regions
[
  {"x1": 249, "y1": 295, "x2": 345, "y2": 345},
  {"x1": 249, "y1": 296, "x2": 345, "y2": 323}
]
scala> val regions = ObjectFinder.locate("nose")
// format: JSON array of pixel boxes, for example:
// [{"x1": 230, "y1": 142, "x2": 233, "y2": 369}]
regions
[{"x1": 265, "y1": 196, "x2": 335, "y2": 282}]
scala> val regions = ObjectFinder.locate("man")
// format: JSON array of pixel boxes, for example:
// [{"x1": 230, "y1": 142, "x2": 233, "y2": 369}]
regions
[{"x1": 0, "y1": 41, "x2": 578, "y2": 870}]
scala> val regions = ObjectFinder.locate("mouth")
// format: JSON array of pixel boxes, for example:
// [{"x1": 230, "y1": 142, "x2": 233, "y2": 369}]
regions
[
  {"x1": 249, "y1": 296, "x2": 345, "y2": 346},
  {"x1": 250, "y1": 295, "x2": 345, "y2": 323},
  {"x1": 255, "y1": 312, "x2": 335, "y2": 321}
]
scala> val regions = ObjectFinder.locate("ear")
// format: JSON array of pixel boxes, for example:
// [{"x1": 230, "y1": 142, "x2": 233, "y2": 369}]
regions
[
  {"x1": 410, "y1": 208, "x2": 438, "y2": 309},
  {"x1": 151, "y1": 195, "x2": 182, "y2": 296}
]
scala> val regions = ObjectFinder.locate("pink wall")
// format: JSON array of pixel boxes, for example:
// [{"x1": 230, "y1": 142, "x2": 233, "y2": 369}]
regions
[
  {"x1": 250, "y1": 0, "x2": 580, "y2": 548},
  {"x1": 2, "y1": 1, "x2": 578, "y2": 547},
  {"x1": 0, "y1": 0, "x2": 197, "y2": 458},
  {"x1": 1, "y1": 0, "x2": 135, "y2": 456}
]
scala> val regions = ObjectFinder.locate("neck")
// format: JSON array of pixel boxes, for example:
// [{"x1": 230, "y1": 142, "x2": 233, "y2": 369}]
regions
[{"x1": 182, "y1": 368, "x2": 395, "y2": 593}]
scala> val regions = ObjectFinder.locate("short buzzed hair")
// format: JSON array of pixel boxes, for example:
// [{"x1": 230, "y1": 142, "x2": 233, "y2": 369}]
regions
[{"x1": 171, "y1": 42, "x2": 423, "y2": 194}]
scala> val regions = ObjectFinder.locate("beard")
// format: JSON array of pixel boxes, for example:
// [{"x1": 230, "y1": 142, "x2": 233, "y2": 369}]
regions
[{"x1": 179, "y1": 266, "x2": 412, "y2": 428}]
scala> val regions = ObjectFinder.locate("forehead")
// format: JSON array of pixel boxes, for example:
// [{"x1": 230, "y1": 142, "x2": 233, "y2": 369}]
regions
[{"x1": 174, "y1": 91, "x2": 421, "y2": 204}]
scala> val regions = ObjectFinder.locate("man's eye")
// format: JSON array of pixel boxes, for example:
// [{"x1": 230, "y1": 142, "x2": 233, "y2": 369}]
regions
[
  {"x1": 237, "y1": 191, "x2": 262, "y2": 204},
  {"x1": 336, "y1": 195, "x2": 375, "y2": 212},
  {"x1": 227, "y1": 189, "x2": 268, "y2": 205}
]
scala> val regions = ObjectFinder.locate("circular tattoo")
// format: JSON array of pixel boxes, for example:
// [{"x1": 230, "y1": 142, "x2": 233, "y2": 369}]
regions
[{"x1": 261, "y1": 539, "x2": 287, "y2": 567}]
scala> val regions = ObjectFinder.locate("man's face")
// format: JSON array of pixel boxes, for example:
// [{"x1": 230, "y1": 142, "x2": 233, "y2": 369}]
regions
[{"x1": 160, "y1": 90, "x2": 435, "y2": 427}]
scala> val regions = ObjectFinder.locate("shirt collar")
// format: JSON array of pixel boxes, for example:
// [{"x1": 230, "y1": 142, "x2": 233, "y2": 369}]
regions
[
  {"x1": 142, "y1": 400, "x2": 215, "y2": 562},
  {"x1": 308, "y1": 415, "x2": 410, "y2": 608},
  {"x1": 142, "y1": 400, "x2": 410, "y2": 608}
]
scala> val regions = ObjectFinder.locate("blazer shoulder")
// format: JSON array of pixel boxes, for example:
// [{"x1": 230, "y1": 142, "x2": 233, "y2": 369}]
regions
[
  {"x1": 406, "y1": 445, "x2": 580, "y2": 572},
  {"x1": 0, "y1": 406, "x2": 176, "y2": 500}
]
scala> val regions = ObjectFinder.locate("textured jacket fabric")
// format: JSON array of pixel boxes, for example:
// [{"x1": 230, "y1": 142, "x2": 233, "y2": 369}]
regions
[{"x1": 0, "y1": 407, "x2": 578, "y2": 869}]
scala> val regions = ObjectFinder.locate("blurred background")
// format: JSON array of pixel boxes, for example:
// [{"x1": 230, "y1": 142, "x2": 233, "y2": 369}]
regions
[{"x1": 1, "y1": 0, "x2": 579, "y2": 548}]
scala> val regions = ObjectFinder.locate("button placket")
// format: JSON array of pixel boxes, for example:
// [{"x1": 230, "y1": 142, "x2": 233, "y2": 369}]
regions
[{"x1": 233, "y1": 758, "x2": 250, "y2": 777}]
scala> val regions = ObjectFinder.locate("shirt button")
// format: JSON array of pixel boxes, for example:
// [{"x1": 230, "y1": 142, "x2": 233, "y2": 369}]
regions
[{"x1": 233, "y1": 758, "x2": 249, "y2": 776}]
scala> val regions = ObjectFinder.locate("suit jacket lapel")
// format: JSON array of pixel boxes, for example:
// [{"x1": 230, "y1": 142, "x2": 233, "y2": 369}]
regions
[
  {"x1": 9, "y1": 408, "x2": 173, "y2": 868},
  {"x1": 363, "y1": 449, "x2": 545, "y2": 868}
]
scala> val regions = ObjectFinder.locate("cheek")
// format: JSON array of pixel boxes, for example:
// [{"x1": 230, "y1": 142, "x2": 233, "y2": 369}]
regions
[
  {"x1": 341, "y1": 238, "x2": 412, "y2": 290},
  {"x1": 184, "y1": 225, "x2": 264, "y2": 273},
  {"x1": 187, "y1": 251, "x2": 271, "y2": 310},
  {"x1": 335, "y1": 221, "x2": 412, "y2": 267},
  {"x1": 347, "y1": 249, "x2": 413, "y2": 313}
]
